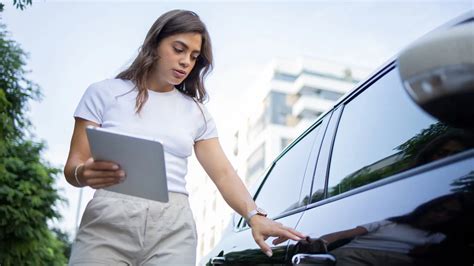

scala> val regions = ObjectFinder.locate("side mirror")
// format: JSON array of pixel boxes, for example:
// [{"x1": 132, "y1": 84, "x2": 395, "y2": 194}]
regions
[{"x1": 398, "y1": 19, "x2": 474, "y2": 130}]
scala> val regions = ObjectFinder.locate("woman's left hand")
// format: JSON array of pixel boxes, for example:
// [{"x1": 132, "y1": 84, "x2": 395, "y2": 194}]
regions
[{"x1": 249, "y1": 215, "x2": 306, "y2": 257}]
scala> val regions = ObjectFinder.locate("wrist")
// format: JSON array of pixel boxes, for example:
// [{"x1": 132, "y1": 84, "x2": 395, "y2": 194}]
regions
[
  {"x1": 248, "y1": 213, "x2": 267, "y2": 227},
  {"x1": 245, "y1": 207, "x2": 268, "y2": 227},
  {"x1": 74, "y1": 163, "x2": 85, "y2": 187}
]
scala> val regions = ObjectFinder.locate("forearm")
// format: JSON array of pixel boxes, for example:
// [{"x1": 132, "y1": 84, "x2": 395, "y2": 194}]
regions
[
  {"x1": 65, "y1": 118, "x2": 97, "y2": 187},
  {"x1": 212, "y1": 169, "x2": 256, "y2": 218},
  {"x1": 65, "y1": 119, "x2": 122, "y2": 189},
  {"x1": 64, "y1": 155, "x2": 86, "y2": 187},
  {"x1": 195, "y1": 138, "x2": 306, "y2": 256}
]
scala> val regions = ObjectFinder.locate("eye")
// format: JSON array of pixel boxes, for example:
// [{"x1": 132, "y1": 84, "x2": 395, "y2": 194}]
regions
[
  {"x1": 173, "y1": 47, "x2": 184, "y2": 53},
  {"x1": 191, "y1": 54, "x2": 200, "y2": 61}
]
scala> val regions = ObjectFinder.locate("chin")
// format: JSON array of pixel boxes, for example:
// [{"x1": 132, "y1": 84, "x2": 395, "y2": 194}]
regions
[
  {"x1": 170, "y1": 78, "x2": 185, "y2": 86},
  {"x1": 165, "y1": 81, "x2": 179, "y2": 87}
]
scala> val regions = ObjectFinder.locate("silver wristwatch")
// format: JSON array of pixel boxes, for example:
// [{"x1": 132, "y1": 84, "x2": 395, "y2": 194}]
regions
[{"x1": 245, "y1": 207, "x2": 268, "y2": 226}]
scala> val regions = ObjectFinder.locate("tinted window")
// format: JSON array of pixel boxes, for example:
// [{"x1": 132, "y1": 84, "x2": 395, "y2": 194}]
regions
[
  {"x1": 328, "y1": 69, "x2": 474, "y2": 197},
  {"x1": 255, "y1": 124, "x2": 321, "y2": 218},
  {"x1": 274, "y1": 71, "x2": 297, "y2": 82}
]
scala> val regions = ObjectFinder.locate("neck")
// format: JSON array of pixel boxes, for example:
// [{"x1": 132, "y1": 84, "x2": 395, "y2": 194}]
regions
[
  {"x1": 147, "y1": 73, "x2": 174, "y2": 93},
  {"x1": 149, "y1": 86, "x2": 174, "y2": 93}
]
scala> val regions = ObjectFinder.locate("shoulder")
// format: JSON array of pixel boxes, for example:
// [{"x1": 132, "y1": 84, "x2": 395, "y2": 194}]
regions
[
  {"x1": 88, "y1": 78, "x2": 134, "y2": 92},
  {"x1": 85, "y1": 78, "x2": 135, "y2": 97}
]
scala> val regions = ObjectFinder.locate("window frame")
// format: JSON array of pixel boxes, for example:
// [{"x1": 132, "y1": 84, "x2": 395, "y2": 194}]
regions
[
  {"x1": 306, "y1": 63, "x2": 397, "y2": 210},
  {"x1": 304, "y1": 61, "x2": 474, "y2": 212},
  {"x1": 235, "y1": 115, "x2": 330, "y2": 230}
]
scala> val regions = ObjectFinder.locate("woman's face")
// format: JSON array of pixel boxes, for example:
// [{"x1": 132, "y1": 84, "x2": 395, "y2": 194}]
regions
[{"x1": 152, "y1": 32, "x2": 202, "y2": 91}]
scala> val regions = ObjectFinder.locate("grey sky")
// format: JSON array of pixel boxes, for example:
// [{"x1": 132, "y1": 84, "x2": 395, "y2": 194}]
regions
[{"x1": 2, "y1": 0, "x2": 471, "y2": 235}]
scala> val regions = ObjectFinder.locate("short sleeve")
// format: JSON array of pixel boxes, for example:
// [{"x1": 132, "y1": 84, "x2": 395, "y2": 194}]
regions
[
  {"x1": 195, "y1": 104, "x2": 218, "y2": 142},
  {"x1": 74, "y1": 82, "x2": 107, "y2": 124}
]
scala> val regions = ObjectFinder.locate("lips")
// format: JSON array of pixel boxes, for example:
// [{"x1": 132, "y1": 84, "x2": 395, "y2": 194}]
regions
[{"x1": 172, "y1": 69, "x2": 187, "y2": 79}]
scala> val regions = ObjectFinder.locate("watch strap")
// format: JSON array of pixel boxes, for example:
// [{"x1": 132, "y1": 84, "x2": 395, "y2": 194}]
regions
[{"x1": 245, "y1": 207, "x2": 267, "y2": 226}]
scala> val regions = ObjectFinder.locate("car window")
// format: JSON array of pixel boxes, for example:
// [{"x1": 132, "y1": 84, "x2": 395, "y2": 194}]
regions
[
  {"x1": 254, "y1": 124, "x2": 321, "y2": 219},
  {"x1": 327, "y1": 68, "x2": 474, "y2": 197}
]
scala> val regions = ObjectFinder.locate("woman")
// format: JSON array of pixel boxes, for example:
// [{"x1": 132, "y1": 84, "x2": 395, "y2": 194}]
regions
[{"x1": 64, "y1": 9, "x2": 305, "y2": 265}]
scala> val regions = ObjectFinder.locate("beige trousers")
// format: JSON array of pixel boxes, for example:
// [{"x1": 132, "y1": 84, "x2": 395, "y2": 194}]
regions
[{"x1": 69, "y1": 189, "x2": 197, "y2": 266}]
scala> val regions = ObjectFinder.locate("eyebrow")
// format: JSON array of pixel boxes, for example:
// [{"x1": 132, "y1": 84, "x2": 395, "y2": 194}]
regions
[{"x1": 174, "y1": 40, "x2": 201, "y2": 54}]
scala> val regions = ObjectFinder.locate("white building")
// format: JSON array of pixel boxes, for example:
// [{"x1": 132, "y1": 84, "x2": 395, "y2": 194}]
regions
[
  {"x1": 191, "y1": 56, "x2": 370, "y2": 263},
  {"x1": 234, "y1": 57, "x2": 370, "y2": 187}
]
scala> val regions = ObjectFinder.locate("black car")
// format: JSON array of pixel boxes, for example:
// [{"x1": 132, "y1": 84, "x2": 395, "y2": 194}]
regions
[{"x1": 203, "y1": 11, "x2": 474, "y2": 266}]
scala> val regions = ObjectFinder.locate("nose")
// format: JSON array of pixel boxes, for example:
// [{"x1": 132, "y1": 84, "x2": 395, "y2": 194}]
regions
[{"x1": 179, "y1": 55, "x2": 191, "y2": 69}]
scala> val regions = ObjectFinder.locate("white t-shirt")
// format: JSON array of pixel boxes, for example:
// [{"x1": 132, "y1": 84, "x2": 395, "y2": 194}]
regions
[
  {"x1": 342, "y1": 220, "x2": 446, "y2": 254},
  {"x1": 74, "y1": 78, "x2": 218, "y2": 195}
]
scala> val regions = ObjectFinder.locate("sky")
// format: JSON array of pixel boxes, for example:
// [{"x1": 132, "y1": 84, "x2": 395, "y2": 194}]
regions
[{"x1": 2, "y1": 0, "x2": 471, "y2": 237}]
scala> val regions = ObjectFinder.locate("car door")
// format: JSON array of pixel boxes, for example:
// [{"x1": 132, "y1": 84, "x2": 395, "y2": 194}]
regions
[
  {"x1": 291, "y1": 64, "x2": 474, "y2": 265},
  {"x1": 205, "y1": 115, "x2": 331, "y2": 265}
]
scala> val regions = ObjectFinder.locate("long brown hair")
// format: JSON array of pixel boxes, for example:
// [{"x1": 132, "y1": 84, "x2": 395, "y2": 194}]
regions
[{"x1": 116, "y1": 10, "x2": 213, "y2": 113}]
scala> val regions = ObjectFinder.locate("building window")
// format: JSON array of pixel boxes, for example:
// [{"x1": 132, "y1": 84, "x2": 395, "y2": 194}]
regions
[
  {"x1": 246, "y1": 143, "x2": 265, "y2": 179},
  {"x1": 281, "y1": 137, "x2": 293, "y2": 151},
  {"x1": 302, "y1": 69, "x2": 359, "y2": 83},
  {"x1": 274, "y1": 71, "x2": 297, "y2": 82},
  {"x1": 318, "y1": 89, "x2": 343, "y2": 101},
  {"x1": 247, "y1": 111, "x2": 266, "y2": 142},
  {"x1": 300, "y1": 86, "x2": 343, "y2": 101},
  {"x1": 269, "y1": 91, "x2": 291, "y2": 125}
]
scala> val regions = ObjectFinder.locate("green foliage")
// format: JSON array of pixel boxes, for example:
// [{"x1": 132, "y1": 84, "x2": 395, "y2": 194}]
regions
[
  {"x1": 0, "y1": 16, "x2": 68, "y2": 265},
  {"x1": 0, "y1": 0, "x2": 32, "y2": 12},
  {"x1": 396, "y1": 122, "x2": 449, "y2": 160},
  {"x1": 0, "y1": 0, "x2": 33, "y2": 11},
  {"x1": 328, "y1": 122, "x2": 453, "y2": 197},
  {"x1": 451, "y1": 171, "x2": 474, "y2": 195},
  {"x1": 13, "y1": 0, "x2": 32, "y2": 10},
  {"x1": 51, "y1": 227, "x2": 72, "y2": 259}
]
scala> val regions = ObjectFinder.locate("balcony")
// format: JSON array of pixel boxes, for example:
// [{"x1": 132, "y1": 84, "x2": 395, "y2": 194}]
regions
[
  {"x1": 292, "y1": 96, "x2": 334, "y2": 118},
  {"x1": 292, "y1": 73, "x2": 355, "y2": 95}
]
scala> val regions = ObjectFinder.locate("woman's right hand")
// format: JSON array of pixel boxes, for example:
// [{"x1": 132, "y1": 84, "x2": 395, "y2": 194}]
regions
[{"x1": 77, "y1": 157, "x2": 126, "y2": 189}]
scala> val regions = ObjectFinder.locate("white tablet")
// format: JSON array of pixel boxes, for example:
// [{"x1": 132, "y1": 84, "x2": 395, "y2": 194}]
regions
[{"x1": 86, "y1": 126, "x2": 169, "y2": 203}]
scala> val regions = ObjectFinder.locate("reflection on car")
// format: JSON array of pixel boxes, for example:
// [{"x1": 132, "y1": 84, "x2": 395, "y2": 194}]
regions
[
  {"x1": 322, "y1": 192, "x2": 471, "y2": 266},
  {"x1": 202, "y1": 11, "x2": 474, "y2": 266}
]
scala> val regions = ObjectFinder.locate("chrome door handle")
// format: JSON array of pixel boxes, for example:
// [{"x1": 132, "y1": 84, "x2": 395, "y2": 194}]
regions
[
  {"x1": 292, "y1": 253, "x2": 336, "y2": 265},
  {"x1": 210, "y1": 256, "x2": 225, "y2": 265}
]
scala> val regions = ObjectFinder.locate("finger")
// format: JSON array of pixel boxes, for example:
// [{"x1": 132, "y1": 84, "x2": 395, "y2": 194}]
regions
[
  {"x1": 286, "y1": 227, "x2": 307, "y2": 239},
  {"x1": 89, "y1": 161, "x2": 120, "y2": 171},
  {"x1": 255, "y1": 237, "x2": 273, "y2": 257},
  {"x1": 272, "y1": 236, "x2": 288, "y2": 245},
  {"x1": 273, "y1": 228, "x2": 304, "y2": 241},
  {"x1": 275, "y1": 224, "x2": 306, "y2": 238},
  {"x1": 83, "y1": 169, "x2": 125, "y2": 179}
]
